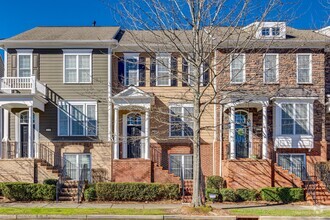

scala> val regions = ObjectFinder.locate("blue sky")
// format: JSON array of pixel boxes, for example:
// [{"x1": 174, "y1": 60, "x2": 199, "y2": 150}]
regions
[{"x1": 0, "y1": 0, "x2": 329, "y2": 58}]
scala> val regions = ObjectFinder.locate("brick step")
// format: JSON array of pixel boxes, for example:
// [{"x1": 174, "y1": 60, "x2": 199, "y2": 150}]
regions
[
  {"x1": 182, "y1": 196, "x2": 192, "y2": 203},
  {"x1": 58, "y1": 196, "x2": 77, "y2": 202}
]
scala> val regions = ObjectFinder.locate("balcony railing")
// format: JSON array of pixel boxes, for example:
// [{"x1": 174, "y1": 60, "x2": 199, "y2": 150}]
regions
[{"x1": 0, "y1": 76, "x2": 46, "y2": 95}]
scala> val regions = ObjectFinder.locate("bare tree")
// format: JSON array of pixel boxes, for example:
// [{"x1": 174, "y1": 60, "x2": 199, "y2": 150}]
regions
[{"x1": 108, "y1": 0, "x2": 295, "y2": 207}]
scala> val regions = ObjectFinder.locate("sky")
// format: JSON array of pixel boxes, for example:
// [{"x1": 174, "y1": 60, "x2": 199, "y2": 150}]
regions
[{"x1": 0, "y1": 0, "x2": 329, "y2": 58}]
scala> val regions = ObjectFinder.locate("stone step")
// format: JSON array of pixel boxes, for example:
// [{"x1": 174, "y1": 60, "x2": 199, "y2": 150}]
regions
[{"x1": 58, "y1": 196, "x2": 77, "y2": 202}]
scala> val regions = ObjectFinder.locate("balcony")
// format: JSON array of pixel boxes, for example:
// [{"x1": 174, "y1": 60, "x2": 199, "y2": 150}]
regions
[{"x1": 0, "y1": 76, "x2": 46, "y2": 96}]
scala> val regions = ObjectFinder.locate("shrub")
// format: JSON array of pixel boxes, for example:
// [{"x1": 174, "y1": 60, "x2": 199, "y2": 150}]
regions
[
  {"x1": 236, "y1": 188, "x2": 259, "y2": 201},
  {"x1": 220, "y1": 189, "x2": 238, "y2": 202},
  {"x1": 206, "y1": 176, "x2": 225, "y2": 190},
  {"x1": 96, "y1": 182, "x2": 180, "y2": 201},
  {"x1": 206, "y1": 188, "x2": 221, "y2": 202},
  {"x1": 84, "y1": 184, "x2": 96, "y2": 201},
  {"x1": 260, "y1": 187, "x2": 304, "y2": 203},
  {"x1": 1, "y1": 183, "x2": 55, "y2": 201},
  {"x1": 43, "y1": 179, "x2": 58, "y2": 186}
]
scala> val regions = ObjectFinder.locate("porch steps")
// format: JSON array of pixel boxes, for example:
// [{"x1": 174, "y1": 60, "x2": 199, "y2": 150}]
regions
[
  {"x1": 58, "y1": 180, "x2": 79, "y2": 202},
  {"x1": 182, "y1": 180, "x2": 193, "y2": 203},
  {"x1": 274, "y1": 163, "x2": 304, "y2": 187},
  {"x1": 36, "y1": 160, "x2": 61, "y2": 179},
  {"x1": 305, "y1": 180, "x2": 330, "y2": 205},
  {"x1": 152, "y1": 162, "x2": 181, "y2": 184}
]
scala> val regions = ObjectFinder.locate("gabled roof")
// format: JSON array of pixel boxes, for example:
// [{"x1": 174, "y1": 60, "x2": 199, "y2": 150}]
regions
[{"x1": 113, "y1": 86, "x2": 152, "y2": 99}]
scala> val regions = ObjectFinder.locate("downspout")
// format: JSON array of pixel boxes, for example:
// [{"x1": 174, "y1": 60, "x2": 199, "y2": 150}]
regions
[
  {"x1": 219, "y1": 104, "x2": 223, "y2": 177},
  {"x1": 212, "y1": 50, "x2": 218, "y2": 175}
]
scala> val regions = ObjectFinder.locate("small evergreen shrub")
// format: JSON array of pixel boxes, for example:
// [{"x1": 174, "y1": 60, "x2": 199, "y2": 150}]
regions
[
  {"x1": 206, "y1": 176, "x2": 225, "y2": 190},
  {"x1": 206, "y1": 188, "x2": 221, "y2": 202},
  {"x1": 261, "y1": 187, "x2": 304, "y2": 203},
  {"x1": 220, "y1": 189, "x2": 238, "y2": 202},
  {"x1": 96, "y1": 182, "x2": 180, "y2": 201},
  {"x1": 84, "y1": 184, "x2": 96, "y2": 201},
  {"x1": 289, "y1": 188, "x2": 305, "y2": 202},
  {"x1": 236, "y1": 188, "x2": 259, "y2": 201}
]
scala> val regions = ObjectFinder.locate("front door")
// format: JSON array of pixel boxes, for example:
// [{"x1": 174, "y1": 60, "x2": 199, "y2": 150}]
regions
[
  {"x1": 127, "y1": 113, "x2": 142, "y2": 158},
  {"x1": 235, "y1": 111, "x2": 249, "y2": 158},
  {"x1": 64, "y1": 154, "x2": 92, "y2": 182},
  {"x1": 20, "y1": 124, "x2": 29, "y2": 157}
]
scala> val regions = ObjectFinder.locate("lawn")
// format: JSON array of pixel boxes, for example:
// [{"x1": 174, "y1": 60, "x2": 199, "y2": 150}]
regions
[
  {"x1": 0, "y1": 208, "x2": 166, "y2": 215},
  {"x1": 229, "y1": 208, "x2": 330, "y2": 217}
]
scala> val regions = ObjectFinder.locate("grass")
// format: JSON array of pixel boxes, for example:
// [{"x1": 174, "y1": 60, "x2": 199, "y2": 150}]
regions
[
  {"x1": 0, "y1": 208, "x2": 166, "y2": 215},
  {"x1": 229, "y1": 208, "x2": 330, "y2": 217}
]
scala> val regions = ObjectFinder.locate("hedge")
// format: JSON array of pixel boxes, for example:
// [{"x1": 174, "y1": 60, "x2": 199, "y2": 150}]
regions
[
  {"x1": 219, "y1": 189, "x2": 238, "y2": 202},
  {"x1": 261, "y1": 187, "x2": 304, "y2": 203},
  {"x1": 236, "y1": 188, "x2": 259, "y2": 201},
  {"x1": 43, "y1": 179, "x2": 58, "y2": 186},
  {"x1": 206, "y1": 188, "x2": 221, "y2": 202},
  {"x1": 206, "y1": 176, "x2": 225, "y2": 190},
  {"x1": 96, "y1": 182, "x2": 180, "y2": 201},
  {"x1": 84, "y1": 184, "x2": 96, "y2": 201},
  {"x1": 0, "y1": 183, "x2": 55, "y2": 201}
]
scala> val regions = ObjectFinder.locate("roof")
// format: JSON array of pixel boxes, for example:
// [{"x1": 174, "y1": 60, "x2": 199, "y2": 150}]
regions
[{"x1": 6, "y1": 26, "x2": 121, "y2": 41}]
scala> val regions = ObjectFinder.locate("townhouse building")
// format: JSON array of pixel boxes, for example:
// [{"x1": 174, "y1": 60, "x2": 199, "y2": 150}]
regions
[{"x1": 0, "y1": 22, "x2": 329, "y2": 203}]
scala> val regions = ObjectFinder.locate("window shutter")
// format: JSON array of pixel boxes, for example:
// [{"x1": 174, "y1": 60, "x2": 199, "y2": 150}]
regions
[
  {"x1": 171, "y1": 56, "x2": 178, "y2": 86},
  {"x1": 203, "y1": 62, "x2": 210, "y2": 86},
  {"x1": 139, "y1": 57, "x2": 146, "y2": 87},
  {"x1": 118, "y1": 57, "x2": 125, "y2": 85},
  {"x1": 182, "y1": 59, "x2": 188, "y2": 87},
  {"x1": 150, "y1": 57, "x2": 156, "y2": 87}
]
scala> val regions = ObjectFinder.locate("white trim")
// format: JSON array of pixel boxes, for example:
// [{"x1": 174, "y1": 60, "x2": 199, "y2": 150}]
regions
[
  {"x1": 17, "y1": 50, "x2": 33, "y2": 77},
  {"x1": 169, "y1": 103, "x2": 194, "y2": 137},
  {"x1": 296, "y1": 53, "x2": 312, "y2": 84},
  {"x1": 4, "y1": 49, "x2": 7, "y2": 77},
  {"x1": 123, "y1": 53, "x2": 140, "y2": 86},
  {"x1": 108, "y1": 47, "x2": 113, "y2": 142},
  {"x1": 230, "y1": 53, "x2": 245, "y2": 84},
  {"x1": 62, "y1": 50, "x2": 92, "y2": 84},
  {"x1": 122, "y1": 114, "x2": 128, "y2": 158},
  {"x1": 63, "y1": 153, "x2": 92, "y2": 182},
  {"x1": 57, "y1": 100, "x2": 98, "y2": 137},
  {"x1": 156, "y1": 53, "x2": 171, "y2": 86},
  {"x1": 263, "y1": 53, "x2": 279, "y2": 84},
  {"x1": 188, "y1": 62, "x2": 204, "y2": 86},
  {"x1": 169, "y1": 154, "x2": 193, "y2": 180}
]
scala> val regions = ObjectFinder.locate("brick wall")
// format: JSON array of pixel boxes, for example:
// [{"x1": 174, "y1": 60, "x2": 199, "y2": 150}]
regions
[{"x1": 112, "y1": 159, "x2": 152, "y2": 182}]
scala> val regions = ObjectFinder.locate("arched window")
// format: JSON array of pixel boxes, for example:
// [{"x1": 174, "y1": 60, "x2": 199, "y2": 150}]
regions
[
  {"x1": 20, "y1": 111, "x2": 35, "y2": 124},
  {"x1": 127, "y1": 113, "x2": 142, "y2": 126}
]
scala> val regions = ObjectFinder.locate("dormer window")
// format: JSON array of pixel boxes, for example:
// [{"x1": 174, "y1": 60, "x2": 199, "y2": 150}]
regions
[
  {"x1": 262, "y1": 28, "x2": 270, "y2": 36},
  {"x1": 272, "y1": 27, "x2": 281, "y2": 36},
  {"x1": 245, "y1": 22, "x2": 286, "y2": 39},
  {"x1": 261, "y1": 27, "x2": 281, "y2": 37}
]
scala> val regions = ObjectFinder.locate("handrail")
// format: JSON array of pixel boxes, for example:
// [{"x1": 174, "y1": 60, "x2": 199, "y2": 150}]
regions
[
  {"x1": 77, "y1": 164, "x2": 89, "y2": 203},
  {"x1": 302, "y1": 164, "x2": 317, "y2": 206},
  {"x1": 0, "y1": 76, "x2": 46, "y2": 95},
  {"x1": 56, "y1": 157, "x2": 75, "y2": 202}
]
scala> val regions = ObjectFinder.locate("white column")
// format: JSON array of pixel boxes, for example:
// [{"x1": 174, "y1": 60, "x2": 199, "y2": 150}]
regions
[
  {"x1": 28, "y1": 105, "x2": 33, "y2": 158},
  {"x1": 2, "y1": 109, "x2": 10, "y2": 159},
  {"x1": 113, "y1": 107, "x2": 119, "y2": 160},
  {"x1": 0, "y1": 107, "x2": 3, "y2": 159},
  {"x1": 144, "y1": 110, "x2": 150, "y2": 159},
  {"x1": 262, "y1": 104, "x2": 268, "y2": 159},
  {"x1": 229, "y1": 106, "x2": 236, "y2": 159}
]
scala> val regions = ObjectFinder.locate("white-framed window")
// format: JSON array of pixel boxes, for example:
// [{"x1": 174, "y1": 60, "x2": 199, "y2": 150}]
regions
[
  {"x1": 124, "y1": 53, "x2": 139, "y2": 86},
  {"x1": 58, "y1": 100, "x2": 97, "y2": 136},
  {"x1": 188, "y1": 62, "x2": 204, "y2": 86},
  {"x1": 272, "y1": 27, "x2": 281, "y2": 36},
  {"x1": 169, "y1": 154, "x2": 193, "y2": 180},
  {"x1": 17, "y1": 50, "x2": 33, "y2": 77},
  {"x1": 230, "y1": 54, "x2": 245, "y2": 83},
  {"x1": 281, "y1": 103, "x2": 310, "y2": 135},
  {"x1": 263, "y1": 54, "x2": 279, "y2": 83},
  {"x1": 297, "y1": 54, "x2": 312, "y2": 84},
  {"x1": 63, "y1": 49, "x2": 92, "y2": 83},
  {"x1": 169, "y1": 104, "x2": 194, "y2": 137},
  {"x1": 261, "y1": 27, "x2": 270, "y2": 36},
  {"x1": 277, "y1": 153, "x2": 306, "y2": 179},
  {"x1": 156, "y1": 54, "x2": 171, "y2": 86},
  {"x1": 261, "y1": 27, "x2": 281, "y2": 37}
]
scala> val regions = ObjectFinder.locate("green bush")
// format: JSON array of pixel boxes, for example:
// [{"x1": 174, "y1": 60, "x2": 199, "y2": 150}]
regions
[
  {"x1": 206, "y1": 176, "x2": 225, "y2": 190},
  {"x1": 96, "y1": 182, "x2": 180, "y2": 201},
  {"x1": 43, "y1": 179, "x2": 58, "y2": 186},
  {"x1": 1, "y1": 183, "x2": 55, "y2": 201},
  {"x1": 206, "y1": 188, "x2": 221, "y2": 202},
  {"x1": 261, "y1": 187, "x2": 304, "y2": 203},
  {"x1": 236, "y1": 188, "x2": 259, "y2": 201},
  {"x1": 220, "y1": 189, "x2": 238, "y2": 202},
  {"x1": 84, "y1": 184, "x2": 96, "y2": 201}
]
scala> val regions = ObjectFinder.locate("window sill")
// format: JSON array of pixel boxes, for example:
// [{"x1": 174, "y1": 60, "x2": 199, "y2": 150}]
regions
[
  {"x1": 297, "y1": 82, "x2": 313, "y2": 85},
  {"x1": 264, "y1": 82, "x2": 279, "y2": 85}
]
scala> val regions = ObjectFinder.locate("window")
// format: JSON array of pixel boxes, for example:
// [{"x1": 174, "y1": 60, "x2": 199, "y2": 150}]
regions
[
  {"x1": 64, "y1": 154, "x2": 91, "y2": 182},
  {"x1": 272, "y1": 27, "x2": 281, "y2": 36},
  {"x1": 297, "y1": 54, "x2": 312, "y2": 83},
  {"x1": 124, "y1": 53, "x2": 139, "y2": 86},
  {"x1": 170, "y1": 104, "x2": 194, "y2": 137},
  {"x1": 63, "y1": 50, "x2": 92, "y2": 83},
  {"x1": 156, "y1": 54, "x2": 171, "y2": 86},
  {"x1": 169, "y1": 154, "x2": 193, "y2": 180},
  {"x1": 58, "y1": 101, "x2": 97, "y2": 136},
  {"x1": 188, "y1": 63, "x2": 204, "y2": 86},
  {"x1": 17, "y1": 50, "x2": 32, "y2": 77},
  {"x1": 264, "y1": 54, "x2": 278, "y2": 83},
  {"x1": 261, "y1": 27, "x2": 270, "y2": 36},
  {"x1": 230, "y1": 54, "x2": 245, "y2": 83},
  {"x1": 281, "y1": 103, "x2": 309, "y2": 135},
  {"x1": 278, "y1": 154, "x2": 306, "y2": 179}
]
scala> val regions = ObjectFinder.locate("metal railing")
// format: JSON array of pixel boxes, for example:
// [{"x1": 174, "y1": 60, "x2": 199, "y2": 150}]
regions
[
  {"x1": 0, "y1": 76, "x2": 46, "y2": 95},
  {"x1": 77, "y1": 164, "x2": 89, "y2": 203},
  {"x1": 0, "y1": 142, "x2": 33, "y2": 159},
  {"x1": 56, "y1": 157, "x2": 75, "y2": 203},
  {"x1": 315, "y1": 162, "x2": 330, "y2": 191},
  {"x1": 302, "y1": 164, "x2": 317, "y2": 205},
  {"x1": 226, "y1": 141, "x2": 262, "y2": 159}
]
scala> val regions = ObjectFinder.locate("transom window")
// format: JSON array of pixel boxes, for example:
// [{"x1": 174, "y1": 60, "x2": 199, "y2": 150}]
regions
[
  {"x1": 17, "y1": 50, "x2": 32, "y2": 77},
  {"x1": 297, "y1": 54, "x2": 312, "y2": 83},
  {"x1": 230, "y1": 54, "x2": 245, "y2": 83},
  {"x1": 264, "y1": 54, "x2": 278, "y2": 83},
  {"x1": 124, "y1": 53, "x2": 139, "y2": 86},
  {"x1": 170, "y1": 104, "x2": 194, "y2": 137},
  {"x1": 63, "y1": 50, "x2": 92, "y2": 83},
  {"x1": 281, "y1": 103, "x2": 309, "y2": 135},
  {"x1": 58, "y1": 101, "x2": 97, "y2": 136},
  {"x1": 156, "y1": 54, "x2": 171, "y2": 86}
]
